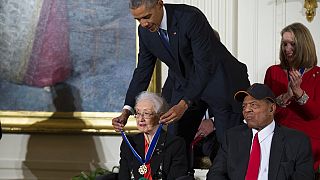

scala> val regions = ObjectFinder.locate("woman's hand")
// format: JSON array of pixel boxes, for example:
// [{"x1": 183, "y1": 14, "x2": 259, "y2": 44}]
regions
[
  {"x1": 288, "y1": 69, "x2": 304, "y2": 98},
  {"x1": 276, "y1": 82, "x2": 293, "y2": 107}
]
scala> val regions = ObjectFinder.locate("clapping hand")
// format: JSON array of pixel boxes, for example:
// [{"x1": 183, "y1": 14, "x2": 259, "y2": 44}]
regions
[{"x1": 288, "y1": 69, "x2": 304, "y2": 98}]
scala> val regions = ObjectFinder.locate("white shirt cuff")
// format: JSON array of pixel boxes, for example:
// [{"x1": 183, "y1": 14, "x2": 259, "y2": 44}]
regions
[{"x1": 123, "y1": 105, "x2": 134, "y2": 115}]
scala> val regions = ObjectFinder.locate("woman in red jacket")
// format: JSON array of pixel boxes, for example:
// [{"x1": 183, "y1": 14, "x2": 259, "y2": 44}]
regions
[{"x1": 264, "y1": 22, "x2": 320, "y2": 170}]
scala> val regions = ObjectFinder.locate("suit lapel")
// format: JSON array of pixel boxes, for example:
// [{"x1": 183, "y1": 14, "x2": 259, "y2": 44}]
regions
[
  {"x1": 136, "y1": 133, "x2": 145, "y2": 159},
  {"x1": 168, "y1": 20, "x2": 179, "y2": 63},
  {"x1": 268, "y1": 125, "x2": 284, "y2": 180},
  {"x1": 150, "y1": 130, "x2": 166, "y2": 177},
  {"x1": 130, "y1": 133, "x2": 146, "y2": 178},
  {"x1": 237, "y1": 128, "x2": 253, "y2": 178},
  {"x1": 164, "y1": 5, "x2": 181, "y2": 72},
  {"x1": 151, "y1": 30, "x2": 176, "y2": 65}
]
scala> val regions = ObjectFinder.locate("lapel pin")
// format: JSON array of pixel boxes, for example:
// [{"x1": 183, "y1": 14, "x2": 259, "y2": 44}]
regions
[{"x1": 173, "y1": 32, "x2": 177, "y2": 35}]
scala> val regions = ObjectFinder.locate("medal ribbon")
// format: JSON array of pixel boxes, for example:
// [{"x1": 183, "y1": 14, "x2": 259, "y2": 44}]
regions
[
  {"x1": 299, "y1": 68, "x2": 305, "y2": 75},
  {"x1": 121, "y1": 124, "x2": 163, "y2": 165},
  {"x1": 287, "y1": 68, "x2": 305, "y2": 81}
]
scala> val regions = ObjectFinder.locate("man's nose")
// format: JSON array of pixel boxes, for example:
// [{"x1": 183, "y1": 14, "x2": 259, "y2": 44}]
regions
[
  {"x1": 140, "y1": 20, "x2": 148, "y2": 27},
  {"x1": 243, "y1": 106, "x2": 252, "y2": 113}
]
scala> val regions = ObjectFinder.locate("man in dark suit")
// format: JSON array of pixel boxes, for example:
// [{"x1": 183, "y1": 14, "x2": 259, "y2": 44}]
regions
[
  {"x1": 207, "y1": 83, "x2": 314, "y2": 179},
  {"x1": 112, "y1": 0, "x2": 250, "y2": 154}
]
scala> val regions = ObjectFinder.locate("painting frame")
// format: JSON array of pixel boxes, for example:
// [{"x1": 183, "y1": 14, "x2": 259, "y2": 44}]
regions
[
  {"x1": 0, "y1": 0, "x2": 163, "y2": 135},
  {"x1": 0, "y1": 61, "x2": 161, "y2": 135}
]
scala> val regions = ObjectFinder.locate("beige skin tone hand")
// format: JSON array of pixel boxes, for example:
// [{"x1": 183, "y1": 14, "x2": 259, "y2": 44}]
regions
[
  {"x1": 279, "y1": 84, "x2": 293, "y2": 104},
  {"x1": 279, "y1": 69, "x2": 304, "y2": 104},
  {"x1": 288, "y1": 69, "x2": 304, "y2": 98},
  {"x1": 159, "y1": 100, "x2": 188, "y2": 124},
  {"x1": 112, "y1": 109, "x2": 131, "y2": 132},
  {"x1": 194, "y1": 119, "x2": 215, "y2": 138}
]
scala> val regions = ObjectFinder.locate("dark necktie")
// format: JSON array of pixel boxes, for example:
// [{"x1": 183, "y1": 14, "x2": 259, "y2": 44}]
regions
[
  {"x1": 158, "y1": 28, "x2": 170, "y2": 50},
  {"x1": 245, "y1": 133, "x2": 261, "y2": 180}
]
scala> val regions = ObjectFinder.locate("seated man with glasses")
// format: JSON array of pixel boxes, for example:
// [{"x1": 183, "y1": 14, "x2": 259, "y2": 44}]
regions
[{"x1": 118, "y1": 91, "x2": 189, "y2": 179}]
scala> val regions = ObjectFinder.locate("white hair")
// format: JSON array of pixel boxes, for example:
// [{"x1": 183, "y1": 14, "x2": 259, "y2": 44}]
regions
[{"x1": 135, "y1": 91, "x2": 168, "y2": 114}]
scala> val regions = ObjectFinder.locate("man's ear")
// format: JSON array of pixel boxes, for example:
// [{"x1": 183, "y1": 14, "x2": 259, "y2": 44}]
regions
[
  {"x1": 270, "y1": 104, "x2": 276, "y2": 113},
  {"x1": 158, "y1": 0, "x2": 163, "y2": 6}
]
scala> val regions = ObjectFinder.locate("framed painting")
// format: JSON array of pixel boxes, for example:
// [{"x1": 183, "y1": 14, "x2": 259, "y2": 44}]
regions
[{"x1": 0, "y1": 0, "x2": 161, "y2": 134}]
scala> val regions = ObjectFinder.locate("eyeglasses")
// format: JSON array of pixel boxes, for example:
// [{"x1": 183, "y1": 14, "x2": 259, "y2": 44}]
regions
[{"x1": 134, "y1": 111, "x2": 156, "y2": 119}]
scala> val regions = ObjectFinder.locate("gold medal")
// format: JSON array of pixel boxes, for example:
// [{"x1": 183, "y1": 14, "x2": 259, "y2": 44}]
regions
[{"x1": 138, "y1": 164, "x2": 148, "y2": 175}]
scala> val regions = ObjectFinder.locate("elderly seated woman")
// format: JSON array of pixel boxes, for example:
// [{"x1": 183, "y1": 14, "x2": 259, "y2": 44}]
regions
[{"x1": 118, "y1": 91, "x2": 189, "y2": 180}]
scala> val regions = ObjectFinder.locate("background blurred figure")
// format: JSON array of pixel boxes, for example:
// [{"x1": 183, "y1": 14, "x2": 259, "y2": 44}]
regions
[
  {"x1": 192, "y1": 110, "x2": 219, "y2": 167},
  {"x1": 264, "y1": 22, "x2": 320, "y2": 170},
  {"x1": 207, "y1": 83, "x2": 314, "y2": 179},
  {"x1": 118, "y1": 91, "x2": 188, "y2": 179}
]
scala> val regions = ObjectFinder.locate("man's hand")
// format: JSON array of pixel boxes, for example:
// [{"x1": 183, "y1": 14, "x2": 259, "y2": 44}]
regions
[
  {"x1": 195, "y1": 119, "x2": 215, "y2": 138},
  {"x1": 112, "y1": 109, "x2": 131, "y2": 132},
  {"x1": 160, "y1": 99, "x2": 188, "y2": 124}
]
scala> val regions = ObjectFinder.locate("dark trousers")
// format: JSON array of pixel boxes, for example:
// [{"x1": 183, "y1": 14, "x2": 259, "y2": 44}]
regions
[{"x1": 167, "y1": 100, "x2": 242, "y2": 172}]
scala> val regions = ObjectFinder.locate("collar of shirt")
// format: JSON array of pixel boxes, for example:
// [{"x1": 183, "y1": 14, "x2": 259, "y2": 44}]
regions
[
  {"x1": 251, "y1": 120, "x2": 275, "y2": 180},
  {"x1": 159, "y1": 5, "x2": 167, "y2": 31},
  {"x1": 251, "y1": 120, "x2": 275, "y2": 143}
]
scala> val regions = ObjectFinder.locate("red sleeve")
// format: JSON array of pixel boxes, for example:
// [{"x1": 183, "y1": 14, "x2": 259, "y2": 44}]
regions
[
  {"x1": 264, "y1": 66, "x2": 273, "y2": 89},
  {"x1": 299, "y1": 70, "x2": 320, "y2": 120}
]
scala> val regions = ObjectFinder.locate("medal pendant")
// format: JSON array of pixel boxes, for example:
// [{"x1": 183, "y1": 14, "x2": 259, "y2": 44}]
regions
[{"x1": 138, "y1": 164, "x2": 148, "y2": 175}]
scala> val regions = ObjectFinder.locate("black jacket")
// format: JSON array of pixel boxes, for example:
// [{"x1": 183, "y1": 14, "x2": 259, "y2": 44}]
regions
[
  {"x1": 119, "y1": 129, "x2": 188, "y2": 180},
  {"x1": 207, "y1": 124, "x2": 314, "y2": 180}
]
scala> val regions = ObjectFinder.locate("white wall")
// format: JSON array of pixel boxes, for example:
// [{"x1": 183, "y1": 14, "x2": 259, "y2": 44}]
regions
[
  {"x1": 164, "y1": 0, "x2": 320, "y2": 84},
  {"x1": 1, "y1": 1, "x2": 319, "y2": 179},
  {"x1": 238, "y1": 0, "x2": 320, "y2": 83},
  {"x1": 162, "y1": 0, "x2": 238, "y2": 87},
  {"x1": 0, "y1": 134, "x2": 122, "y2": 179}
]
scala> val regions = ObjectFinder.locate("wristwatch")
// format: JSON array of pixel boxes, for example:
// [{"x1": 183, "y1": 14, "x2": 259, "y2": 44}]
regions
[{"x1": 296, "y1": 91, "x2": 309, "y2": 105}]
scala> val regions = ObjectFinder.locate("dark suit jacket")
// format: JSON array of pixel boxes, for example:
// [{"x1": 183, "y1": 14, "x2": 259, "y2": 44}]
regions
[
  {"x1": 207, "y1": 124, "x2": 314, "y2": 180},
  {"x1": 118, "y1": 129, "x2": 188, "y2": 180},
  {"x1": 124, "y1": 4, "x2": 250, "y2": 143},
  {"x1": 124, "y1": 3, "x2": 249, "y2": 110}
]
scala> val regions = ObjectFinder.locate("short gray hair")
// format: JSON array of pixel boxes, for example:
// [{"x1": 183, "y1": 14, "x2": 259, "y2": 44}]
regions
[
  {"x1": 135, "y1": 91, "x2": 168, "y2": 114},
  {"x1": 129, "y1": 0, "x2": 159, "y2": 9}
]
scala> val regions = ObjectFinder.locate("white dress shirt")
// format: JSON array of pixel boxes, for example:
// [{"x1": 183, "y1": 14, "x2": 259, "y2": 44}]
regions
[
  {"x1": 251, "y1": 120, "x2": 275, "y2": 180},
  {"x1": 159, "y1": 6, "x2": 167, "y2": 31}
]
